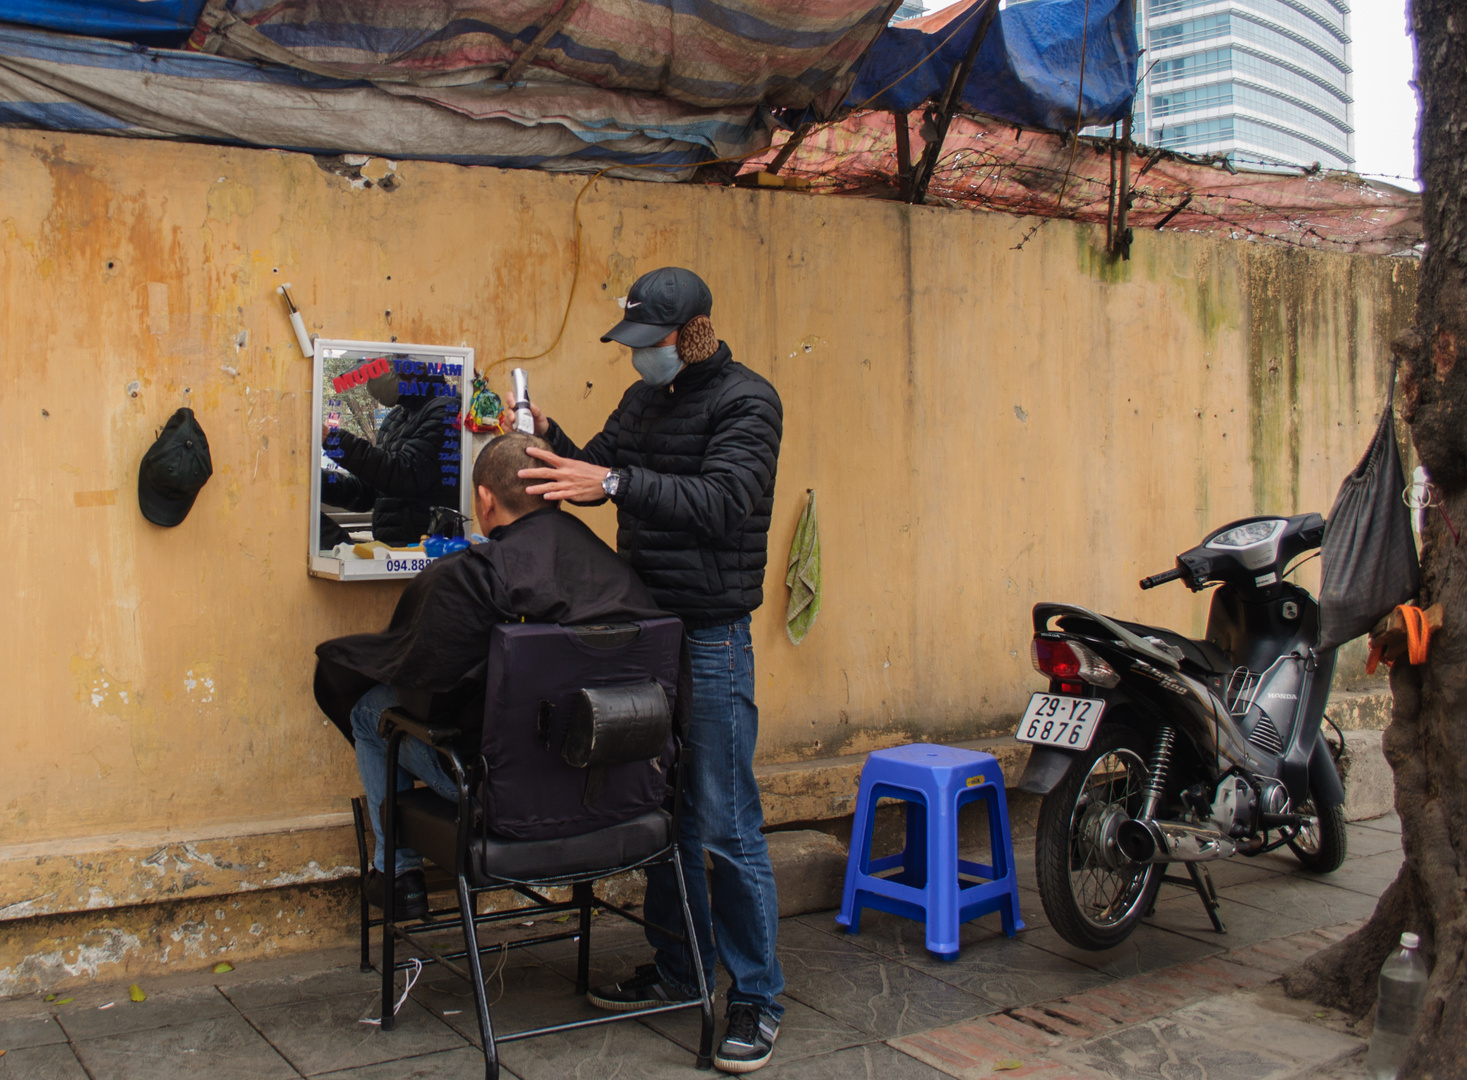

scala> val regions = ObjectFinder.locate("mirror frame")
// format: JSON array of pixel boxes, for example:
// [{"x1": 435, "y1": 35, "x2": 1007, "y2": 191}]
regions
[{"x1": 308, "y1": 338, "x2": 475, "y2": 582}]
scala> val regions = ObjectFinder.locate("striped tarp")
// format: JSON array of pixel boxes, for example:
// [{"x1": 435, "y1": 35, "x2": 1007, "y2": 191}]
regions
[
  {"x1": 0, "y1": 25, "x2": 772, "y2": 177},
  {"x1": 188, "y1": 0, "x2": 898, "y2": 113}
]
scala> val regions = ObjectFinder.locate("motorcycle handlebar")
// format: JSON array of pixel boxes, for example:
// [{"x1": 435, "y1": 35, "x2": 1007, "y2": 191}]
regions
[{"x1": 1139, "y1": 567, "x2": 1184, "y2": 590}]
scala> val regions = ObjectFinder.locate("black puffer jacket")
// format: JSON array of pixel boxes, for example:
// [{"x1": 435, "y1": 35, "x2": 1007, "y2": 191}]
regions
[
  {"x1": 322, "y1": 383, "x2": 460, "y2": 545},
  {"x1": 547, "y1": 344, "x2": 782, "y2": 628}
]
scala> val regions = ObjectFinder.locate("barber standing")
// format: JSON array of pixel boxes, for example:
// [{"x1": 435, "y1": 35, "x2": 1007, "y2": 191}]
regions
[{"x1": 519, "y1": 267, "x2": 785, "y2": 1073}]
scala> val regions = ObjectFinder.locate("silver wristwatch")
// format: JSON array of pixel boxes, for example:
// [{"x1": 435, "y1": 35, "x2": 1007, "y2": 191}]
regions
[{"x1": 602, "y1": 468, "x2": 622, "y2": 498}]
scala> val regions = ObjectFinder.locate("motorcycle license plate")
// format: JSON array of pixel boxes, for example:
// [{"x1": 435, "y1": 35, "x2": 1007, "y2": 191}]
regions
[{"x1": 1016, "y1": 694, "x2": 1106, "y2": 751}]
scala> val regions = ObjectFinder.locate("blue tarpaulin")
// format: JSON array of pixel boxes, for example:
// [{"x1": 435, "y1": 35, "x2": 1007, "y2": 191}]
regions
[
  {"x1": 0, "y1": 1, "x2": 205, "y2": 44},
  {"x1": 845, "y1": 0, "x2": 1138, "y2": 132}
]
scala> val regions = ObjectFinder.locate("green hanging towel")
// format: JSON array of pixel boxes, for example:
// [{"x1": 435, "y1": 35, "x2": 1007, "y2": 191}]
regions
[{"x1": 785, "y1": 489, "x2": 821, "y2": 645}]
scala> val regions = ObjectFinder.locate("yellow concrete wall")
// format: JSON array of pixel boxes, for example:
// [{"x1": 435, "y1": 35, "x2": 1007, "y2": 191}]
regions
[{"x1": 0, "y1": 129, "x2": 1414, "y2": 975}]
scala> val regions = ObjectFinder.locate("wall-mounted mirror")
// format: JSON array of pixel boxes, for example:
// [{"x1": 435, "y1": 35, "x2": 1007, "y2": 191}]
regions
[{"x1": 309, "y1": 339, "x2": 474, "y2": 581}]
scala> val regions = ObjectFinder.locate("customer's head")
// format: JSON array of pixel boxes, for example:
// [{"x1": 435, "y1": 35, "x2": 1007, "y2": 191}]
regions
[{"x1": 472, "y1": 432, "x2": 555, "y2": 535}]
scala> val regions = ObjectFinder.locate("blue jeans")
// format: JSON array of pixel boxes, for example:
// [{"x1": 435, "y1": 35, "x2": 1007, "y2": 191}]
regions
[
  {"x1": 350, "y1": 684, "x2": 458, "y2": 874},
  {"x1": 643, "y1": 618, "x2": 785, "y2": 1017}
]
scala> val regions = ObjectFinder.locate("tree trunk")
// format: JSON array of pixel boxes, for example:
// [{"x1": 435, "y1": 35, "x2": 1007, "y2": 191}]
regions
[{"x1": 1280, "y1": 2, "x2": 1467, "y2": 1074}]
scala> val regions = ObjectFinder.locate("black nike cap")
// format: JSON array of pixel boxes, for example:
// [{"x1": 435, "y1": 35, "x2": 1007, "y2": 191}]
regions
[
  {"x1": 601, "y1": 267, "x2": 713, "y2": 348},
  {"x1": 138, "y1": 407, "x2": 213, "y2": 527}
]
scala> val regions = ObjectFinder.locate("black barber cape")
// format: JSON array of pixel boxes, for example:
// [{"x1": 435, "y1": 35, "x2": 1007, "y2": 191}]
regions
[{"x1": 313, "y1": 506, "x2": 665, "y2": 747}]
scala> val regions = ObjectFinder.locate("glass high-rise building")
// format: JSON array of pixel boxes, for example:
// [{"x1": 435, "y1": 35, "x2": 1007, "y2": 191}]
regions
[
  {"x1": 1026, "y1": 0, "x2": 1354, "y2": 170},
  {"x1": 1137, "y1": 0, "x2": 1353, "y2": 168}
]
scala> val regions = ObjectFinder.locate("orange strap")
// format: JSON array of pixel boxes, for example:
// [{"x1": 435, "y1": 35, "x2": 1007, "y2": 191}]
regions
[
  {"x1": 1365, "y1": 638, "x2": 1385, "y2": 675},
  {"x1": 1401, "y1": 604, "x2": 1432, "y2": 665},
  {"x1": 1365, "y1": 604, "x2": 1434, "y2": 674}
]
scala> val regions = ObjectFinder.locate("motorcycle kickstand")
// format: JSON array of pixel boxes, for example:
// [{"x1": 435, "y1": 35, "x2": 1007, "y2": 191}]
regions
[{"x1": 1162, "y1": 863, "x2": 1227, "y2": 934}]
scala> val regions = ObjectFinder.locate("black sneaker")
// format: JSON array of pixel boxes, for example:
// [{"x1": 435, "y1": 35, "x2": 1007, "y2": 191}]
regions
[
  {"x1": 361, "y1": 868, "x2": 429, "y2": 921},
  {"x1": 587, "y1": 963, "x2": 702, "y2": 1012},
  {"x1": 714, "y1": 1002, "x2": 778, "y2": 1073}
]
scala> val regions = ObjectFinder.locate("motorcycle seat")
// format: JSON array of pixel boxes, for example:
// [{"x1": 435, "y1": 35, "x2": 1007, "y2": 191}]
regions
[{"x1": 1114, "y1": 620, "x2": 1232, "y2": 675}]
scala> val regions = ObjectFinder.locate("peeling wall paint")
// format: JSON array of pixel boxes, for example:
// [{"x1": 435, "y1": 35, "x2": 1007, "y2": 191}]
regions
[{"x1": 0, "y1": 884, "x2": 356, "y2": 998}]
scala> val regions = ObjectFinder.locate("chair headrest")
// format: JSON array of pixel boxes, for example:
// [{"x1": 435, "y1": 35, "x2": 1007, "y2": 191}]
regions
[{"x1": 561, "y1": 681, "x2": 671, "y2": 769}]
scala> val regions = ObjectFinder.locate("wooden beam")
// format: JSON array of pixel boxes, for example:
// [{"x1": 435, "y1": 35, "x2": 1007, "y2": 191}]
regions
[
  {"x1": 765, "y1": 122, "x2": 813, "y2": 175},
  {"x1": 502, "y1": 0, "x2": 586, "y2": 86},
  {"x1": 1106, "y1": 122, "x2": 1118, "y2": 250},
  {"x1": 908, "y1": 0, "x2": 1000, "y2": 204},
  {"x1": 1111, "y1": 114, "x2": 1133, "y2": 259},
  {"x1": 894, "y1": 110, "x2": 913, "y2": 200},
  {"x1": 1153, "y1": 192, "x2": 1193, "y2": 230}
]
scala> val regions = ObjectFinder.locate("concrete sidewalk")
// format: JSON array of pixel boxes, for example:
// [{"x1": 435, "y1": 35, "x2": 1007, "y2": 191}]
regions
[{"x1": 0, "y1": 814, "x2": 1401, "y2": 1080}]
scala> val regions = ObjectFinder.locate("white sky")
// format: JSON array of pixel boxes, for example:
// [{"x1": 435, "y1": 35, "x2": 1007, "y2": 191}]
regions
[
  {"x1": 931, "y1": 0, "x2": 1421, "y2": 187},
  {"x1": 1349, "y1": 0, "x2": 1419, "y2": 188}
]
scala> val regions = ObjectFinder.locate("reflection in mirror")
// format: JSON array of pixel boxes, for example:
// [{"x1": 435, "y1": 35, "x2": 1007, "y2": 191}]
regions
[{"x1": 312, "y1": 342, "x2": 471, "y2": 580}]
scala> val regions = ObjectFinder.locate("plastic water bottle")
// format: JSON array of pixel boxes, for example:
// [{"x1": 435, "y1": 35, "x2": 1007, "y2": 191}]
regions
[{"x1": 1365, "y1": 932, "x2": 1429, "y2": 1080}]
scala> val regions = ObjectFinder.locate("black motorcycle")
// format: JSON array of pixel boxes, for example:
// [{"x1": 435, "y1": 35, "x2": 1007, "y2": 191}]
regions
[{"x1": 1017, "y1": 513, "x2": 1348, "y2": 951}]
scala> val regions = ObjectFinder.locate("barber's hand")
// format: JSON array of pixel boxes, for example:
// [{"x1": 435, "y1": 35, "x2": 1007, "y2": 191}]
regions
[{"x1": 519, "y1": 446, "x2": 610, "y2": 503}]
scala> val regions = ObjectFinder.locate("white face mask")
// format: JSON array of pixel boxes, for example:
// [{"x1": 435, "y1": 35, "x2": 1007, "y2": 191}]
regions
[{"x1": 631, "y1": 345, "x2": 684, "y2": 388}]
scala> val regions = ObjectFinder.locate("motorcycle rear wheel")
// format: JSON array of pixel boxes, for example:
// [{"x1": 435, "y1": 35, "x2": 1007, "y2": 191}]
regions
[
  {"x1": 1035, "y1": 724, "x2": 1163, "y2": 951},
  {"x1": 1287, "y1": 787, "x2": 1347, "y2": 873}
]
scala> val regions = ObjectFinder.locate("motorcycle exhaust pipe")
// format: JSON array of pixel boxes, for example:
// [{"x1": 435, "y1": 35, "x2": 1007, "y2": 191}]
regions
[{"x1": 1116, "y1": 819, "x2": 1236, "y2": 863}]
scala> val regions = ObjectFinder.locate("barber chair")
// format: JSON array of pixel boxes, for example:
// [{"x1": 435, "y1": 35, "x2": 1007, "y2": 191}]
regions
[{"x1": 348, "y1": 617, "x2": 712, "y2": 1079}]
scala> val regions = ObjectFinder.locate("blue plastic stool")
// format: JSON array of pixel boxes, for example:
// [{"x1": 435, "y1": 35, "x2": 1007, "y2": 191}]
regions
[{"x1": 837, "y1": 743, "x2": 1024, "y2": 959}]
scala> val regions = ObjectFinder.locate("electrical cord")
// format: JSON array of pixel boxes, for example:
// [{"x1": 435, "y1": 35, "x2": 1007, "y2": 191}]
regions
[{"x1": 360, "y1": 958, "x2": 423, "y2": 1025}]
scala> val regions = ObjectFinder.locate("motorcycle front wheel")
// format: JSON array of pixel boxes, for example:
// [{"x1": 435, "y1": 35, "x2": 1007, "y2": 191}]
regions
[
  {"x1": 1287, "y1": 784, "x2": 1347, "y2": 873},
  {"x1": 1035, "y1": 724, "x2": 1162, "y2": 951}
]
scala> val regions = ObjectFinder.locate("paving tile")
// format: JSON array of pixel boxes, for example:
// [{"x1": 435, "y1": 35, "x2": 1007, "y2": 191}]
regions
[
  {"x1": 762, "y1": 1040, "x2": 954, "y2": 1079},
  {"x1": 1057, "y1": 977, "x2": 1192, "y2": 1023},
  {"x1": 1343, "y1": 824, "x2": 1405, "y2": 859},
  {"x1": 1057, "y1": 1016, "x2": 1299, "y2": 1080},
  {"x1": 71, "y1": 1012, "x2": 298, "y2": 1080},
  {"x1": 648, "y1": 995, "x2": 865, "y2": 1065},
  {"x1": 1310, "y1": 851, "x2": 1404, "y2": 899},
  {"x1": 1154, "y1": 857, "x2": 1283, "y2": 892},
  {"x1": 223, "y1": 965, "x2": 381, "y2": 1011},
  {"x1": 901, "y1": 934, "x2": 1114, "y2": 1011},
  {"x1": 1222, "y1": 876, "x2": 1384, "y2": 925},
  {"x1": 511, "y1": 913, "x2": 646, "y2": 967},
  {"x1": 1169, "y1": 991, "x2": 1363, "y2": 1065},
  {"x1": 246, "y1": 991, "x2": 464, "y2": 1075},
  {"x1": 891, "y1": 1014, "x2": 1081, "y2": 1080},
  {"x1": 0, "y1": 1011, "x2": 67, "y2": 1049},
  {"x1": 526, "y1": 937, "x2": 678, "y2": 994},
  {"x1": 1351, "y1": 812, "x2": 1400, "y2": 834},
  {"x1": 1156, "y1": 956, "x2": 1268, "y2": 995},
  {"x1": 0, "y1": 1043, "x2": 90, "y2": 1079},
  {"x1": 781, "y1": 914, "x2": 940, "y2": 972},
  {"x1": 492, "y1": 1011, "x2": 707, "y2": 1079},
  {"x1": 1147, "y1": 893, "x2": 1316, "y2": 947},
  {"x1": 1227, "y1": 936, "x2": 1332, "y2": 976},
  {"x1": 807, "y1": 906, "x2": 1037, "y2": 971},
  {"x1": 54, "y1": 985, "x2": 234, "y2": 1041},
  {"x1": 410, "y1": 958, "x2": 598, "y2": 1047},
  {"x1": 1022, "y1": 924, "x2": 1223, "y2": 978},
  {"x1": 310, "y1": 1045, "x2": 504, "y2": 1078},
  {"x1": 782, "y1": 957, "x2": 1000, "y2": 1038}
]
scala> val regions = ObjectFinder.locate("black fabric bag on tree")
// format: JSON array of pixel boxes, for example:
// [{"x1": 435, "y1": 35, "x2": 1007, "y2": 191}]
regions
[{"x1": 1318, "y1": 371, "x2": 1420, "y2": 650}]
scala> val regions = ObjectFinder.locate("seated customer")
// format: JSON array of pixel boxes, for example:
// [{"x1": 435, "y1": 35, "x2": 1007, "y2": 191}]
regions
[{"x1": 313, "y1": 433, "x2": 664, "y2": 917}]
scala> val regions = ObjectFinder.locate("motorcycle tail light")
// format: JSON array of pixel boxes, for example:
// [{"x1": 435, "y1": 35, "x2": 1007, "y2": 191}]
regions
[{"x1": 1031, "y1": 637, "x2": 1120, "y2": 688}]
